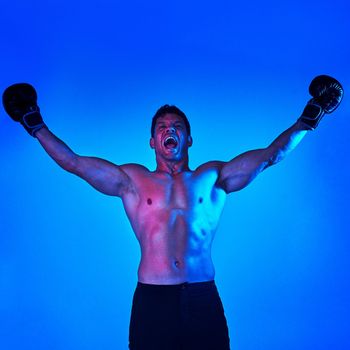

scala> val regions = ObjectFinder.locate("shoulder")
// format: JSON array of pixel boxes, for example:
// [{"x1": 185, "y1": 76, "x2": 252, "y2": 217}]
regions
[
  {"x1": 115, "y1": 164, "x2": 151, "y2": 200},
  {"x1": 194, "y1": 160, "x2": 225, "y2": 174},
  {"x1": 120, "y1": 163, "x2": 151, "y2": 176},
  {"x1": 116, "y1": 163, "x2": 150, "y2": 190},
  {"x1": 192, "y1": 161, "x2": 227, "y2": 189}
]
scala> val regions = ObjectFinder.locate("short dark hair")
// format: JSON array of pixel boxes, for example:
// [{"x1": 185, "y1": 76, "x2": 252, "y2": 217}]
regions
[{"x1": 151, "y1": 105, "x2": 191, "y2": 137}]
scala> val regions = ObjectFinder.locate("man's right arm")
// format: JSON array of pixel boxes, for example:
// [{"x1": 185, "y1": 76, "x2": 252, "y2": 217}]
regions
[
  {"x1": 2, "y1": 83, "x2": 134, "y2": 198},
  {"x1": 36, "y1": 127, "x2": 133, "y2": 197}
]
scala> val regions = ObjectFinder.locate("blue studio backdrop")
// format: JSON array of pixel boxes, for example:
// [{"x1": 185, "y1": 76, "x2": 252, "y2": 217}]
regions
[{"x1": 1, "y1": 0, "x2": 349, "y2": 349}]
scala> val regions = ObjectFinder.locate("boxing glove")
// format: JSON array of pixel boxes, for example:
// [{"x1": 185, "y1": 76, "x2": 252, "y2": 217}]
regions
[
  {"x1": 299, "y1": 75, "x2": 343, "y2": 130},
  {"x1": 2, "y1": 83, "x2": 46, "y2": 137}
]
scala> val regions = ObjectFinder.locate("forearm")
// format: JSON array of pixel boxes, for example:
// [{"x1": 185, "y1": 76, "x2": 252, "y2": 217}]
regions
[
  {"x1": 267, "y1": 120, "x2": 309, "y2": 166},
  {"x1": 35, "y1": 127, "x2": 78, "y2": 172}
]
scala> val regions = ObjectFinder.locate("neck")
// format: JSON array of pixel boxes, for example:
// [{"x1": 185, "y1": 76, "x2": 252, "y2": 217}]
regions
[{"x1": 155, "y1": 155, "x2": 190, "y2": 175}]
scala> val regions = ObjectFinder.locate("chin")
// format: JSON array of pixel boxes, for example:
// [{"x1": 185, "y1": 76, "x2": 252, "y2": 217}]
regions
[{"x1": 158, "y1": 149, "x2": 180, "y2": 160}]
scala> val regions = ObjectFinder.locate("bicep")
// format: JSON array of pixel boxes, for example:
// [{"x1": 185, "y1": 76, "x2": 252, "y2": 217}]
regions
[
  {"x1": 73, "y1": 156, "x2": 132, "y2": 197},
  {"x1": 218, "y1": 148, "x2": 271, "y2": 193}
]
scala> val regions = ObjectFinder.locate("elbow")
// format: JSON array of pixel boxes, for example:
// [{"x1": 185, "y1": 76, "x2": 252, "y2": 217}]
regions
[
  {"x1": 268, "y1": 154, "x2": 282, "y2": 167},
  {"x1": 265, "y1": 148, "x2": 285, "y2": 168},
  {"x1": 62, "y1": 154, "x2": 79, "y2": 173}
]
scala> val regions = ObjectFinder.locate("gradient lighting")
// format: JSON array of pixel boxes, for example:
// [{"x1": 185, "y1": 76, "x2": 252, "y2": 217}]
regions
[{"x1": 1, "y1": 0, "x2": 349, "y2": 350}]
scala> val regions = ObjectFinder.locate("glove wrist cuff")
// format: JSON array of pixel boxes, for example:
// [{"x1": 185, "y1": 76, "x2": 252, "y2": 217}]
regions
[
  {"x1": 298, "y1": 101, "x2": 324, "y2": 130},
  {"x1": 21, "y1": 111, "x2": 46, "y2": 137}
]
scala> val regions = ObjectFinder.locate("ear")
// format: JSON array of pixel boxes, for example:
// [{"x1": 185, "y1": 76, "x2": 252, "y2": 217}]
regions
[
  {"x1": 188, "y1": 135, "x2": 193, "y2": 147},
  {"x1": 150, "y1": 137, "x2": 155, "y2": 149}
]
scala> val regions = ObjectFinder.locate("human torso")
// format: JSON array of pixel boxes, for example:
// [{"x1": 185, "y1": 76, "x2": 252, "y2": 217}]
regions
[{"x1": 121, "y1": 162, "x2": 226, "y2": 284}]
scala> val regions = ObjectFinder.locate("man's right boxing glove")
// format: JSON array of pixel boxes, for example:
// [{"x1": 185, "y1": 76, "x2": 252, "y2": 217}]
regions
[
  {"x1": 299, "y1": 75, "x2": 344, "y2": 130},
  {"x1": 2, "y1": 83, "x2": 46, "y2": 137}
]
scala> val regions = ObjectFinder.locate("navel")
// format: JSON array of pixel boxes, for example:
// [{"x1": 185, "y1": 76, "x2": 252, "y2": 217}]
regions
[
  {"x1": 198, "y1": 197, "x2": 203, "y2": 203},
  {"x1": 174, "y1": 260, "x2": 180, "y2": 268},
  {"x1": 147, "y1": 198, "x2": 152, "y2": 205}
]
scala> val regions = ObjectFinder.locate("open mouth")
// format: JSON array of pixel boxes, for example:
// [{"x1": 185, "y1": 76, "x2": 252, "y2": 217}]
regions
[{"x1": 163, "y1": 136, "x2": 178, "y2": 149}]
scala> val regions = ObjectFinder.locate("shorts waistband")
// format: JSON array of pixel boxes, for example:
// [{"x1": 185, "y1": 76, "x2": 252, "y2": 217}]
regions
[{"x1": 137, "y1": 280, "x2": 215, "y2": 291}]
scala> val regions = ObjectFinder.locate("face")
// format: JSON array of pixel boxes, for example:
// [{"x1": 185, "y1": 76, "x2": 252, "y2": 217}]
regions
[{"x1": 150, "y1": 113, "x2": 192, "y2": 161}]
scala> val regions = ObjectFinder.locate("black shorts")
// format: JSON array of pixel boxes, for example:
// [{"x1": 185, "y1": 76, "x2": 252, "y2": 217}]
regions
[{"x1": 128, "y1": 280, "x2": 230, "y2": 350}]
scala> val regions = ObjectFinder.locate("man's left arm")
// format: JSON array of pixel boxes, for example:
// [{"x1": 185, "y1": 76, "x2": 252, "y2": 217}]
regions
[
  {"x1": 217, "y1": 121, "x2": 308, "y2": 193},
  {"x1": 217, "y1": 75, "x2": 344, "y2": 194}
]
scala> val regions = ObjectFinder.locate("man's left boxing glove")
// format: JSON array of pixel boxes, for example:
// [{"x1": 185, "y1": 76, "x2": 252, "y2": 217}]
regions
[
  {"x1": 299, "y1": 75, "x2": 344, "y2": 130},
  {"x1": 2, "y1": 83, "x2": 46, "y2": 137}
]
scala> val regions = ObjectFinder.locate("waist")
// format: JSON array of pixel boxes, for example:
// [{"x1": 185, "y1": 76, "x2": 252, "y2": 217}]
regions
[
  {"x1": 136, "y1": 280, "x2": 215, "y2": 291},
  {"x1": 138, "y1": 253, "x2": 215, "y2": 284}
]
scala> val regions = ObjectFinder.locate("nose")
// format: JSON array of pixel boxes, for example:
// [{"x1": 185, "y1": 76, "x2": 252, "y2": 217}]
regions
[{"x1": 166, "y1": 126, "x2": 176, "y2": 133}]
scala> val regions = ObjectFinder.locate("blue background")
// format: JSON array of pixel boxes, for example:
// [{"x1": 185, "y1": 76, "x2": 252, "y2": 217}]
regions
[{"x1": 1, "y1": 0, "x2": 349, "y2": 349}]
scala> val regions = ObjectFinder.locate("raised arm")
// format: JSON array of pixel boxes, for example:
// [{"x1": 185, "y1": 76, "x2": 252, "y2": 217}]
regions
[
  {"x1": 35, "y1": 128, "x2": 133, "y2": 197},
  {"x1": 2, "y1": 83, "x2": 134, "y2": 197},
  {"x1": 218, "y1": 121, "x2": 308, "y2": 193},
  {"x1": 217, "y1": 75, "x2": 344, "y2": 194}
]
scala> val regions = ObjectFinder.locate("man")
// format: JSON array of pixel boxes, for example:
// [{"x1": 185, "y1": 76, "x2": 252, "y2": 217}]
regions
[{"x1": 2, "y1": 75, "x2": 343, "y2": 349}]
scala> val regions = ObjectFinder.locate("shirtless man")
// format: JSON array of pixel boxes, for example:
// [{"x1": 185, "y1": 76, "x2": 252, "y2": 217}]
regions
[{"x1": 2, "y1": 75, "x2": 343, "y2": 350}]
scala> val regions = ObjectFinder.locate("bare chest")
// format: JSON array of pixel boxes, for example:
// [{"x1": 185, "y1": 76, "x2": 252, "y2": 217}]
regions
[
  {"x1": 137, "y1": 171, "x2": 223, "y2": 210},
  {"x1": 121, "y1": 168, "x2": 226, "y2": 238}
]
